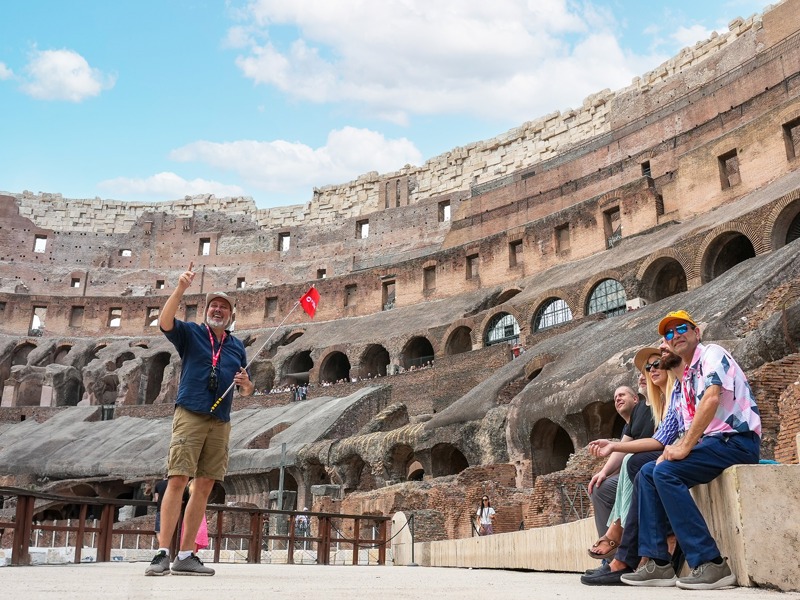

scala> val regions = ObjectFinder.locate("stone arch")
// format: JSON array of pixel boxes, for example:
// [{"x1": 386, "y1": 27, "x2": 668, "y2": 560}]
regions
[
  {"x1": 583, "y1": 401, "x2": 625, "y2": 441},
  {"x1": 12, "y1": 342, "x2": 36, "y2": 367},
  {"x1": 266, "y1": 469, "x2": 299, "y2": 497},
  {"x1": 530, "y1": 418, "x2": 575, "y2": 477},
  {"x1": 281, "y1": 329, "x2": 305, "y2": 346},
  {"x1": 385, "y1": 443, "x2": 416, "y2": 482},
  {"x1": 53, "y1": 344, "x2": 73, "y2": 366},
  {"x1": 336, "y1": 454, "x2": 374, "y2": 491},
  {"x1": 407, "y1": 460, "x2": 425, "y2": 481},
  {"x1": 359, "y1": 344, "x2": 390, "y2": 378},
  {"x1": 578, "y1": 271, "x2": 623, "y2": 318},
  {"x1": 143, "y1": 352, "x2": 171, "y2": 405},
  {"x1": 400, "y1": 336, "x2": 435, "y2": 369},
  {"x1": 524, "y1": 354, "x2": 555, "y2": 381},
  {"x1": 531, "y1": 295, "x2": 574, "y2": 333},
  {"x1": 479, "y1": 306, "x2": 523, "y2": 347},
  {"x1": 582, "y1": 274, "x2": 628, "y2": 318},
  {"x1": 495, "y1": 287, "x2": 522, "y2": 305},
  {"x1": 636, "y1": 249, "x2": 690, "y2": 303},
  {"x1": 88, "y1": 344, "x2": 107, "y2": 364},
  {"x1": 763, "y1": 191, "x2": 800, "y2": 251},
  {"x1": 113, "y1": 352, "x2": 135, "y2": 370},
  {"x1": 444, "y1": 325, "x2": 473, "y2": 356},
  {"x1": 318, "y1": 349, "x2": 352, "y2": 383},
  {"x1": 430, "y1": 442, "x2": 469, "y2": 478},
  {"x1": 695, "y1": 223, "x2": 762, "y2": 285},
  {"x1": 283, "y1": 350, "x2": 313, "y2": 385}
]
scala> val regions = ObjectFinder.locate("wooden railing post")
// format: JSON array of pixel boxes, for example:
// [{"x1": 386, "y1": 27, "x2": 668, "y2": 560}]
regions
[
  {"x1": 11, "y1": 493, "x2": 34, "y2": 566},
  {"x1": 247, "y1": 512, "x2": 260, "y2": 563},
  {"x1": 96, "y1": 504, "x2": 115, "y2": 562},
  {"x1": 352, "y1": 518, "x2": 360, "y2": 565},
  {"x1": 377, "y1": 519, "x2": 387, "y2": 565},
  {"x1": 74, "y1": 504, "x2": 88, "y2": 564},
  {"x1": 287, "y1": 514, "x2": 296, "y2": 565}
]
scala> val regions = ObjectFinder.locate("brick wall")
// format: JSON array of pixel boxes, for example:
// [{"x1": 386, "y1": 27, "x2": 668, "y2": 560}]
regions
[
  {"x1": 776, "y1": 381, "x2": 800, "y2": 463},
  {"x1": 749, "y1": 354, "x2": 800, "y2": 460}
]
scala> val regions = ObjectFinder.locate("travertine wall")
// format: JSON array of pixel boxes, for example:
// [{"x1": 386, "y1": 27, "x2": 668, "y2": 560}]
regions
[{"x1": 5, "y1": 5, "x2": 780, "y2": 233}]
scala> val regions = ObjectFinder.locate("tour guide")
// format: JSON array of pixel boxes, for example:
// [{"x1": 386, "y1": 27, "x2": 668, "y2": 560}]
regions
[{"x1": 146, "y1": 262, "x2": 254, "y2": 576}]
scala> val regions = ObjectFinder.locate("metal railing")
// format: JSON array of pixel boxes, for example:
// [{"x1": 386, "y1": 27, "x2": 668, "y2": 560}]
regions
[
  {"x1": 560, "y1": 483, "x2": 591, "y2": 523},
  {"x1": 0, "y1": 486, "x2": 390, "y2": 567}
]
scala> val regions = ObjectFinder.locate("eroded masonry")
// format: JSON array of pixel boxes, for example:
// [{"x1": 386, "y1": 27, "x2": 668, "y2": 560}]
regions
[{"x1": 1, "y1": 0, "x2": 799, "y2": 543}]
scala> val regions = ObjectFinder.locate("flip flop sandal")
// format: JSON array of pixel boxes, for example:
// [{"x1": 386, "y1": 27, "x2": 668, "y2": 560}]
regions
[{"x1": 587, "y1": 535, "x2": 618, "y2": 559}]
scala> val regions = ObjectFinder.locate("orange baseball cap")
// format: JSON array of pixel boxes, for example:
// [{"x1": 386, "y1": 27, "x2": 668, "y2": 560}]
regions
[{"x1": 657, "y1": 310, "x2": 698, "y2": 335}]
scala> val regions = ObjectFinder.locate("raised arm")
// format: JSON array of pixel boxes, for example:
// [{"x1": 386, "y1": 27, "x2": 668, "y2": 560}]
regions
[{"x1": 160, "y1": 263, "x2": 195, "y2": 332}]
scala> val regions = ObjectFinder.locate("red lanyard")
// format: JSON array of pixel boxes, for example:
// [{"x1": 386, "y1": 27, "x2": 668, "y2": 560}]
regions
[{"x1": 206, "y1": 325, "x2": 226, "y2": 368}]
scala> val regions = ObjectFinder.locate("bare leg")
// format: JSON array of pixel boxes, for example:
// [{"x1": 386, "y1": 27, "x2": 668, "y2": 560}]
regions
[
  {"x1": 179, "y1": 477, "x2": 214, "y2": 552},
  {"x1": 157, "y1": 475, "x2": 189, "y2": 550}
]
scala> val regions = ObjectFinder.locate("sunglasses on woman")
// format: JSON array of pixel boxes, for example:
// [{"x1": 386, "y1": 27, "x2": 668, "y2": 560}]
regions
[
  {"x1": 664, "y1": 323, "x2": 692, "y2": 341},
  {"x1": 645, "y1": 360, "x2": 662, "y2": 372}
]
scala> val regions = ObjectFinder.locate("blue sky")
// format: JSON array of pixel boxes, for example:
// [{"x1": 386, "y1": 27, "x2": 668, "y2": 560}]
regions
[{"x1": 0, "y1": 0, "x2": 775, "y2": 209}]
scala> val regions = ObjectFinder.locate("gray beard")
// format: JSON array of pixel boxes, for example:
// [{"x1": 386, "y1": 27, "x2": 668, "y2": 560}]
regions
[{"x1": 207, "y1": 316, "x2": 226, "y2": 329}]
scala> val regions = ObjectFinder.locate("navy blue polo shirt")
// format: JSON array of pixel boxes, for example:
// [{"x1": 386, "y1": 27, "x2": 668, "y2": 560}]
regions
[{"x1": 162, "y1": 319, "x2": 248, "y2": 422}]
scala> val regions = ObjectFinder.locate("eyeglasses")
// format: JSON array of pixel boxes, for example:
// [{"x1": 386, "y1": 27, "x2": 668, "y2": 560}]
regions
[
  {"x1": 645, "y1": 360, "x2": 662, "y2": 372},
  {"x1": 482, "y1": 498, "x2": 489, "y2": 502},
  {"x1": 664, "y1": 323, "x2": 692, "y2": 341}
]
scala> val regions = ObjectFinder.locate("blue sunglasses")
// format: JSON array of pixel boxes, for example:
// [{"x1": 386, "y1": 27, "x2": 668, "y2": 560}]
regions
[{"x1": 665, "y1": 323, "x2": 692, "y2": 341}]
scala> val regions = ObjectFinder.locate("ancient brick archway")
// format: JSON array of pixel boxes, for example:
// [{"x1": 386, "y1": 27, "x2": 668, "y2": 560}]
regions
[
  {"x1": 764, "y1": 193, "x2": 800, "y2": 250},
  {"x1": 531, "y1": 297, "x2": 573, "y2": 332},
  {"x1": 318, "y1": 351, "x2": 351, "y2": 383},
  {"x1": 430, "y1": 442, "x2": 469, "y2": 478},
  {"x1": 385, "y1": 443, "x2": 415, "y2": 482},
  {"x1": 637, "y1": 254, "x2": 689, "y2": 303},
  {"x1": 700, "y1": 230, "x2": 757, "y2": 284},
  {"x1": 530, "y1": 418, "x2": 575, "y2": 478},
  {"x1": 143, "y1": 351, "x2": 171, "y2": 405},
  {"x1": 444, "y1": 325, "x2": 473, "y2": 355},
  {"x1": 359, "y1": 344, "x2": 390, "y2": 377},
  {"x1": 283, "y1": 350, "x2": 313, "y2": 385},
  {"x1": 400, "y1": 336, "x2": 434, "y2": 369}
]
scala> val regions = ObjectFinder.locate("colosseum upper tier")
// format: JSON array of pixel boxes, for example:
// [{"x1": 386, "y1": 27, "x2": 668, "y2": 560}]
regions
[{"x1": 1, "y1": 0, "x2": 799, "y2": 537}]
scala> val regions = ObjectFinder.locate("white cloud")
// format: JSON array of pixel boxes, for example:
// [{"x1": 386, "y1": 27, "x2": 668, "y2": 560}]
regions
[
  {"x1": 169, "y1": 126, "x2": 423, "y2": 194},
  {"x1": 671, "y1": 24, "x2": 715, "y2": 49},
  {"x1": 0, "y1": 62, "x2": 12, "y2": 80},
  {"x1": 20, "y1": 49, "x2": 115, "y2": 102},
  {"x1": 229, "y1": 0, "x2": 664, "y2": 123},
  {"x1": 97, "y1": 172, "x2": 245, "y2": 201}
]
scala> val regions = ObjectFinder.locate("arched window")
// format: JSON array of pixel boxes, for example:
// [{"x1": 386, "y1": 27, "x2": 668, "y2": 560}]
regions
[
  {"x1": 586, "y1": 279, "x2": 627, "y2": 317},
  {"x1": 533, "y1": 298, "x2": 573, "y2": 332},
  {"x1": 484, "y1": 313, "x2": 520, "y2": 346}
]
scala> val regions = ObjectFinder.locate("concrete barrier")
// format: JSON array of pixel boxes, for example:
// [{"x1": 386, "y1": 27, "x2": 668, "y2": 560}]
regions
[{"x1": 393, "y1": 464, "x2": 800, "y2": 592}]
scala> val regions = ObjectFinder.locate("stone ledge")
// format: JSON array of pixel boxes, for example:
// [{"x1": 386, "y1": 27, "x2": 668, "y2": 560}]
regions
[{"x1": 393, "y1": 464, "x2": 800, "y2": 592}]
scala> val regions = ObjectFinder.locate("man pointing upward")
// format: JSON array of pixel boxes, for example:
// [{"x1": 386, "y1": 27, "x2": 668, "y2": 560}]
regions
[{"x1": 145, "y1": 263, "x2": 254, "y2": 576}]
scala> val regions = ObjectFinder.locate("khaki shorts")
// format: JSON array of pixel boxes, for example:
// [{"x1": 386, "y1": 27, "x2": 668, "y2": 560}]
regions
[{"x1": 168, "y1": 405, "x2": 231, "y2": 481}]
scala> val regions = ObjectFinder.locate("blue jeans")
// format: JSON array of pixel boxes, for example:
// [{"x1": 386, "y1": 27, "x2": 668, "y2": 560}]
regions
[
  {"x1": 638, "y1": 432, "x2": 760, "y2": 568},
  {"x1": 614, "y1": 451, "x2": 661, "y2": 568}
]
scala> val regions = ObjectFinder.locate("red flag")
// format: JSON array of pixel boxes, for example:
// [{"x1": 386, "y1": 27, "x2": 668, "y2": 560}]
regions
[{"x1": 300, "y1": 286, "x2": 320, "y2": 318}]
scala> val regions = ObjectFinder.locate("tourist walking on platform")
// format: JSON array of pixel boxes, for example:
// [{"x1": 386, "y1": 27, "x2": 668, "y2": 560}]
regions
[{"x1": 145, "y1": 263, "x2": 254, "y2": 577}]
